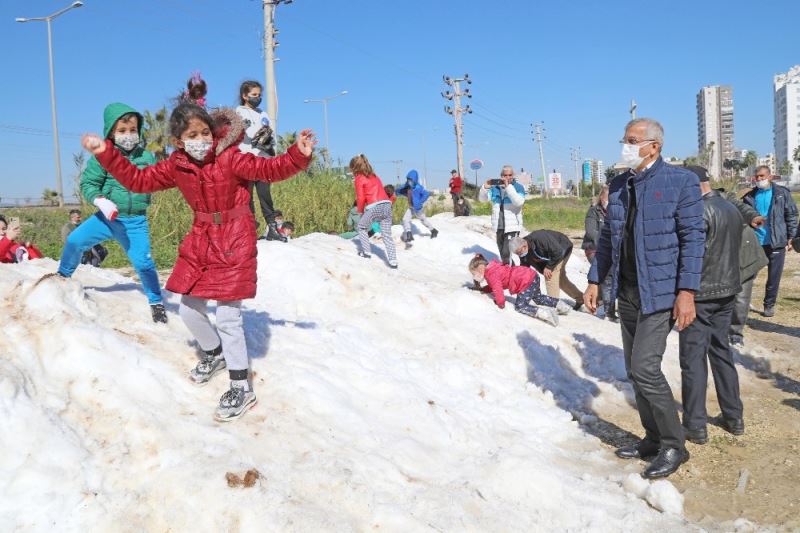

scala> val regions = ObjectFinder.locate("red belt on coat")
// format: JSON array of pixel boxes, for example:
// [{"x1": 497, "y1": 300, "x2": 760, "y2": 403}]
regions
[{"x1": 193, "y1": 204, "x2": 252, "y2": 225}]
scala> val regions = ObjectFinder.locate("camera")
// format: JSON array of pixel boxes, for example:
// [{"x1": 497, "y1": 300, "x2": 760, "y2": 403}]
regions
[{"x1": 487, "y1": 178, "x2": 505, "y2": 186}]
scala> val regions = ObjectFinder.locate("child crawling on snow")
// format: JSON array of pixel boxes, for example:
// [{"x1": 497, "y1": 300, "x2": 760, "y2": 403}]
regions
[{"x1": 468, "y1": 253, "x2": 570, "y2": 327}]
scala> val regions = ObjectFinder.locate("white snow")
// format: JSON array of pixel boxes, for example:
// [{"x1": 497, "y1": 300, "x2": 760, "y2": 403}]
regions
[{"x1": 0, "y1": 214, "x2": 695, "y2": 531}]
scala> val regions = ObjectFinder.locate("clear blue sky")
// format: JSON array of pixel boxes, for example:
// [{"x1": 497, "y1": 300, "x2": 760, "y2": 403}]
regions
[{"x1": 2, "y1": 0, "x2": 799, "y2": 201}]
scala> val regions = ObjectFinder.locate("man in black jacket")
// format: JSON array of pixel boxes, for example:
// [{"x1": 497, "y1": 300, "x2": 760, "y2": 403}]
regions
[
  {"x1": 511, "y1": 229, "x2": 584, "y2": 309},
  {"x1": 679, "y1": 167, "x2": 745, "y2": 444}
]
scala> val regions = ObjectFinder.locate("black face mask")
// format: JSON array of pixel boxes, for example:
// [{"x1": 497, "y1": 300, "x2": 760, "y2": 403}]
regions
[{"x1": 247, "y1": 96, "x2": 262, "y2": 108}]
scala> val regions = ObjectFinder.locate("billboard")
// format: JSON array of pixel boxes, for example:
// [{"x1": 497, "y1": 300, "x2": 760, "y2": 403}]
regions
[
  {"x1": 583, "y1": 161, "x2": 592, "y2": 183},
  {"x1": 548, "y1": 172, "x2": 562, "y2": 190}
]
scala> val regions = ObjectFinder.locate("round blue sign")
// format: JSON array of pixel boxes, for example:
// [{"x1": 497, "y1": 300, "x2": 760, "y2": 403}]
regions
[{"x1": 469, "y1": 159, "x2": 483, "y2": 170}]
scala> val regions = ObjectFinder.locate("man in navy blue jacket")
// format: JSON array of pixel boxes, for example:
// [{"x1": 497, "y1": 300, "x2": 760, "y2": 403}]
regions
[{"x1": 584, "y1": 118, "x2": 705, "y2": 479}]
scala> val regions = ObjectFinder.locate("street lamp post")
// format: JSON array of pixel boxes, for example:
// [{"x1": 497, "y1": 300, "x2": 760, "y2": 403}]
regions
[
  {"x1": 16, "y1": 1, "x2": 83, "y2": 207},
  {"x1": 303, "y1": 91, "x2": 347, "y2": 167}
]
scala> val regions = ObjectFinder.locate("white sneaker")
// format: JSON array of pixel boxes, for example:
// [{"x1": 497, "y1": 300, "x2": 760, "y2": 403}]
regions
[
  {"x1": 536, "y1": 307, "x2": 559, "y2": 327},
  {"x1": 214, "y1": 382, "x2": 257, "y2": 421},
  {"x1": 555, "y1": 300, "x2": 572, "y2": 315},
  {"x1": 388, "y1": 260, "x2": 398, "y2": 269}
]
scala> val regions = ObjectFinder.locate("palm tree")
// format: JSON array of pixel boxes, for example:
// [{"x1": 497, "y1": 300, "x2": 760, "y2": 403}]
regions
[{"x1": 143, "y1": 107, "x2": 171, "y2": 160}]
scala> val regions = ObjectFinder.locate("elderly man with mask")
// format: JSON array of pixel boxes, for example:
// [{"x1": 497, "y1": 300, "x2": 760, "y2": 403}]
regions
[{"x1": 584, "y1": 118, "x2": 705, "y2": 479}]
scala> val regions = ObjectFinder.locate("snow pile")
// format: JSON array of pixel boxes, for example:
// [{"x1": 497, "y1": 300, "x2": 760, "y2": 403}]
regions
[
  {"x1": 623, "y1": 474, "x2": 684, "y2": 515},
  {"x1": 0, "y1": 214, "x2": 692, "y2": 531}
]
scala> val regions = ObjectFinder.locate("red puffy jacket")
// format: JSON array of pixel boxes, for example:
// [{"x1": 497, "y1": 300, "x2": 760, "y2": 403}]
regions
[
  {"x1": 94, "y1": 108, "x2": 310, "y2": 301},
  {"x1": 0, "y1": 238, "x2": 44, "y2": 263},
  {"x1": 449, "y1": 176, "x2": 463, "y2": 194},
  {"x1": 483, "y1": 259, "x2": 537, "y2": 308},
  {"x1": 354, "y1": 174, "x2": 390, "y2": 214}
]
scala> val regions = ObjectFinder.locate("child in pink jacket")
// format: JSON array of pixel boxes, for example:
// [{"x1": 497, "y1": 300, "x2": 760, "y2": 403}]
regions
[{"x1": 468, "y1": 253, "x2": 567, "y2": 326}]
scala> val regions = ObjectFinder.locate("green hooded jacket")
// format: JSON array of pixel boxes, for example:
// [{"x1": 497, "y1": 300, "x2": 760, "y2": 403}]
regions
[{"x1": 80, "y1": 102, "x2": 155, "y2": 217}]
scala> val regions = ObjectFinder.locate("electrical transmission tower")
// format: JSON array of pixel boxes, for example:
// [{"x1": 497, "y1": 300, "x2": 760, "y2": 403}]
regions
[
  {"x1": 442, "y1": 74, "x2": 472, "y2": 182},
  {"x1": 532, "y1": 122, "x2": 548, "y2": 196}
]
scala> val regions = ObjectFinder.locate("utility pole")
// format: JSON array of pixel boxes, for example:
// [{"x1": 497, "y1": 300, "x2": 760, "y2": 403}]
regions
[
  {"x1": 16, "y1": 1, "x2": 84, "y2": 207},
  {"x1": 532, "y1": 122, "x2": 548, "y2": 196},
  {"x1": 630, "y1": 99, "x2": 637, "y2": 120},
  {"x1": 263, "y1": 0, "x2": 293, "y2": 133},
  {"x1": 570, "y1": 146, "x2": 582, "y2": 198},
  {"x1": 442, "y1": 74, "x2": 472, "y2": 182}
]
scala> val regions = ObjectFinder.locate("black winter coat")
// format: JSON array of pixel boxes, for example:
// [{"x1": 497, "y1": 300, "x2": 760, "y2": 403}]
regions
[
  {"x1": 520, "y1": 230, "x2": 573, "y2": 272},
  {"x1": 695, "y1": 190, "x2": 742, "y2": 301}
]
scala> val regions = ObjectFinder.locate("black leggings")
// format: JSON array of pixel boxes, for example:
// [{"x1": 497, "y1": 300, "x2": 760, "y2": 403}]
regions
[{"x1": 496, "y1": 230, "x2": 519, "y2": 264}]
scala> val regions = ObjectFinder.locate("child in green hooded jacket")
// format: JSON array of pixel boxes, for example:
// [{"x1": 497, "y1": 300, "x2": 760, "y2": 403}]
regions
[{"x1": 57, "y1": 102, "x2": 166, "y2": 323}]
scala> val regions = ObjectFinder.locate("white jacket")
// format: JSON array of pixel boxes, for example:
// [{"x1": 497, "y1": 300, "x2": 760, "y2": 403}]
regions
[{"x1": 478, "y1": 182, "x2": 526, "y2": 233}]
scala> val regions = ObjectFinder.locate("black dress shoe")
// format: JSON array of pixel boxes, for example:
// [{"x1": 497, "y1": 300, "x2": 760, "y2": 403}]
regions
[
  {"x1": 615, "y1": 439, "x2": 660, "y2": 460},
  {"x1": 642, "y1": 448, "x2": 689, "y2": 479},
  {"x1": 684, "y1": 426, "x2": 707, "y2": 445},
  {"x1": 721, "y1": 417, "x2": 745, "y2": 436}
]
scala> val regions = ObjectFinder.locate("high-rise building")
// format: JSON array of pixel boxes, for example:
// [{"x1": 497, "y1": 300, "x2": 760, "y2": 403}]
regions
[
  {"x1": 696, "y1": 85, "x2": 735, "y2": 179},
  {"x1": 591, "y1": 160, "x2": 605, "y2": 184},
  {"x1": 773, "y1": 65, "x2": 800, "y2": 181}
]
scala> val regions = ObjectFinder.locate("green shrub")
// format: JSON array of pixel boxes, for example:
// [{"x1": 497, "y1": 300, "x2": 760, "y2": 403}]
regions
[{"x1": 1, "y1": 175, "x2": 591, "y2": 270}]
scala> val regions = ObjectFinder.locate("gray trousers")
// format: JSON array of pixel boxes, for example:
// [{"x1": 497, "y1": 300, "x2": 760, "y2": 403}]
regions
[
  {"x1": 179, "y1": 295, "x2": 248, "y2": 372},
  {"x1": 729, "y1": 276, "x2": 755, "y2": 339},
  {"x1": 678, "y1": 296, "x2": 743, "y2": 430},
  {"x1": 401, "y1": 208, "x2": 434, "y2": 232},
  {"x1": 617, "y1": 283, "x2": 685, "y2": 450},
  {"x1": 357, "y1": 202, "x2": 397, "y2": 262}
]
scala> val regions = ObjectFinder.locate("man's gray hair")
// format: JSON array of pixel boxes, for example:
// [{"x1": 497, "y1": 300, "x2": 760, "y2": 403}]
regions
[
  {"x1": 625, "y1": 118, "x2": 664, "y2": 145},
  {"x1": 509, "y1": 236, "x2": 526, "y2": 254},
  {"x1": 755, "y1": 164, "x2": 771, "y2": 174},
  {"x1": 502, "y1": 165, "x2": 514, "y2": 174}
]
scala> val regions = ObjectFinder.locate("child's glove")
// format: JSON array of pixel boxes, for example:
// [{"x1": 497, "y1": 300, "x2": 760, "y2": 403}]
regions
[{"x1": 93, "y1": 197, "x2": 119, "y2": 221}]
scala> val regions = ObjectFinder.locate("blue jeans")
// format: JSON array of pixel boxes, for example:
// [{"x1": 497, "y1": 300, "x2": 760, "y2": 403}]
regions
[{"x1": 58, "y1": 213, "x2": 162, "y2": 304}]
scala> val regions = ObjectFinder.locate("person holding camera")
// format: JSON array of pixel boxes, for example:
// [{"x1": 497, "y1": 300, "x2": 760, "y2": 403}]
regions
[{"x1": 478, "y1": 165, "x2": 526, "y2": 264}]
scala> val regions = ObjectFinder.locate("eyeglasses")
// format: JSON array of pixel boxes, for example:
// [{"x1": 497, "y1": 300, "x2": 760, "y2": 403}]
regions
[{"x1": 619, "y1": 138, "x2": 656, "y2": 145}]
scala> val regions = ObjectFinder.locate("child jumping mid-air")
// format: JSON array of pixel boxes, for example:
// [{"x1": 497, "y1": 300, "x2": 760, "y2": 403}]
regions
[
  {"x1": 468, "y1": 253, "x2": 567, "y2": 327},
  {"x1": 81, "y1": 103, "x2": 315, "y2": 421}
]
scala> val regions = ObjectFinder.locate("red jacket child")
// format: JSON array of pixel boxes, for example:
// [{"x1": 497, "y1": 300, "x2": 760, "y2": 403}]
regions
[
  {"x1": 354, "y1": 173, "x2": 390, "y2": 214},
  {"x1": 483, "y1": 259, "x2": 538, "y2": 309},
  {"x1": 93, "y1": 108, "x2": 310, "y2": 301}
]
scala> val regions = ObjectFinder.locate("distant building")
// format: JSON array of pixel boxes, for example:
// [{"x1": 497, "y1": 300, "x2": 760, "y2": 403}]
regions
[
  {"x1": 758, "y1": 153, "x2": 777, "y2": 175},
  {"x1": 514, "y1": 168, "x2": 532, "y2": 187},
  {"x1": 697, "y1": 85, "x2": 735, "y2": 180},
  {"x1": 773, "y1": 65, "x2": 800, "y2": 182}
]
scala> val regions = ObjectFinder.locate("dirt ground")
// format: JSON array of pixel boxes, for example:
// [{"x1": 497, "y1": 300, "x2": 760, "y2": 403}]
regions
[{"x1": 594, "y1": 249, "x2": 800, "y2": 530}]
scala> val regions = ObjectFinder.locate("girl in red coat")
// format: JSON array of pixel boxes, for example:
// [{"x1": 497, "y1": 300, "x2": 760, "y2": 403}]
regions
[
  {"x1": 82, "y1": 103, "x2": 316, "y2": 421},
  {"x1": 350, "y1": 154, "x2": 398, "y2": 268},
  {"x1": 468, "y1": 253, "x2": 564, "y2": 327}
]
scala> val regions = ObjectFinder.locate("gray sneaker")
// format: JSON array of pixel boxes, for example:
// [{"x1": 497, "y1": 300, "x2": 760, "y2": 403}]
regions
[
  {"x1": 555, "y1": 300, "x2": 572, "y2": 315},
  {"x1": 215, "y1": 382, "x2": 257, "y2": 421},
  {"x1": 536, "y1": 307, "x2": 559, "y2": 327},
  {"x1": 189, "y1": 350, "x2": 226, "y2": 385}
]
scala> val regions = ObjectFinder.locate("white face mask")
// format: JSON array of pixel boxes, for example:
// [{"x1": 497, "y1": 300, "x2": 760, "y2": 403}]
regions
[
  {"x1": 114, "y1": 133, "x2": 139, "y2": 151},
  {"x1": 757, "y1": 179, "x2": 771, "y2": 190},
  {"x1": 620, "y1": 141, "x2": 653, "y2": 169},
  {"x1": 183, "y1": 139, "x2": 213, "y2": 161}
]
